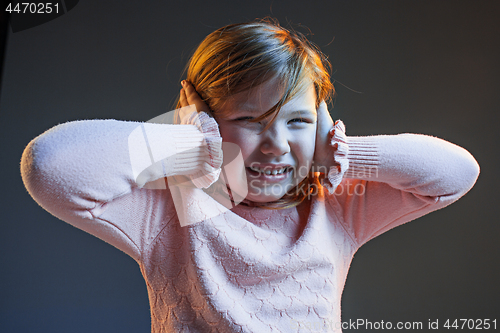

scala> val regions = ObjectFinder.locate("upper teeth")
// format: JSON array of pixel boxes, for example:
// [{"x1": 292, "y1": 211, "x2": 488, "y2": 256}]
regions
[{"x1": 250, "y1": 166, "x2": 288, "y2": 175}]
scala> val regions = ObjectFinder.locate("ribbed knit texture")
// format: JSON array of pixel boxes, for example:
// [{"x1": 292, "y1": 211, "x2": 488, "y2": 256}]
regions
[{"x1": 20, "y1": 119, "x2": 479, "y2": 332}]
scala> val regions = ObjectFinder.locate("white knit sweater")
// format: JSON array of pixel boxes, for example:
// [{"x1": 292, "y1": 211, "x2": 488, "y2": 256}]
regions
[{"x1": 20, "y1": 118, "x2": 479, "y2": 332}]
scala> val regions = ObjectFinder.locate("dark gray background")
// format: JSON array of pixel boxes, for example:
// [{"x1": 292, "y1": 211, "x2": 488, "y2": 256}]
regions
[{"x1": 1, "y1": 0, "x2": 498, "y2": 332}]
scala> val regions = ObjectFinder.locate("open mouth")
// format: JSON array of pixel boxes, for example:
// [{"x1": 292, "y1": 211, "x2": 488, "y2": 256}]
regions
[
  {"x1": 248, "y1": 165, "x2": 291, "y2": 175},
  {"x1": 245, "y1": 165, "x2": 294, "y2": 181}
]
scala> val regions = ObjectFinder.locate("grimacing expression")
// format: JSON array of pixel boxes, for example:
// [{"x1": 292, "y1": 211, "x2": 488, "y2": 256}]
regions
[{"x1": 215, "y1": 78, "x2": 318, "y2": 203}]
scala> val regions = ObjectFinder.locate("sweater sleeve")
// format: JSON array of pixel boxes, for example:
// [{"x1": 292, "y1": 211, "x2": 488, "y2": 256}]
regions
[
  {"x1": 20, "y1": 116, "x2": 222, "y2": 261},
  {"x1": 328, "y1": 133, "x2": 480, "y2": 247}
]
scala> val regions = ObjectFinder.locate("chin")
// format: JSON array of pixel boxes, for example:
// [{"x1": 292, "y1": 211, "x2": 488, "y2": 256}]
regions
[
  {"x1": 244, "y1": 177, "x2": 306, "y2": 203},
  {"x1": 245, "y1": 183, "x2": 292, "y2": 203},
  {"x1": 245, "y1": 192, "x2": 285, "y2": 203}
]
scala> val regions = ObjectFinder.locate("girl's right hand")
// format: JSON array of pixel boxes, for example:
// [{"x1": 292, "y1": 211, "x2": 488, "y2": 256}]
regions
[
  {"x1": 179, "y1": 80, "x2": 248, "y2": 203},
  {"x1": 179, "y1": 80, "x2": 214, "y2": 117}
]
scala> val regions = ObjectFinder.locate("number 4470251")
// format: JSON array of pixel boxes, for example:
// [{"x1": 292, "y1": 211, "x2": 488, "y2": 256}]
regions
[
  {"x1": 6, "y1": 2, "x2": 60, "y2": 14},
  {"x1": 444, "y1": 319, "x2": 496, "y2": 330}
]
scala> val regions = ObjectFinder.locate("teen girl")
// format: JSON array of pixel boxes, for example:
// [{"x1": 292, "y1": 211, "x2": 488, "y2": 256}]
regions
[{"x1": 21, "y1": 19, "x2": 480, "y2": 332}]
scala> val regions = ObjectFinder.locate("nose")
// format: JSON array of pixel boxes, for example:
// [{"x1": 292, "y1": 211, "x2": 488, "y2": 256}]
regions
[{"x1": 259, "y1": 123, "x2": 291, "y2": 156}]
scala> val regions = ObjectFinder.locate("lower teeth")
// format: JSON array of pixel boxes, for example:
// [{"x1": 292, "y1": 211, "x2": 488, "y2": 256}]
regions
[{"x1": 250, "y1": 168, "x2": 287, "y2": 175}]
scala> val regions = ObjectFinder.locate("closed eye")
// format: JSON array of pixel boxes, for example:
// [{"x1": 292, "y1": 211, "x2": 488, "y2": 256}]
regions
[
  {"x1": 234, "y1": 116, "x2": 255, "y2": 122},
  {"x1": 289, "y1": 117, "x2": 313, "y2": 124}
]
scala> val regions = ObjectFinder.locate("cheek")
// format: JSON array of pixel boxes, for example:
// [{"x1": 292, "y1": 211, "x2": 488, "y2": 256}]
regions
[
  {"x1": 218, "y1": 124, "x2": 256, "y2": 159},
  {"x1": 217, "y1": 121, "x2": 238, "y2": 143},
  {"x1": 294, "y1": 130, "x2": 316, "y2": 164}
]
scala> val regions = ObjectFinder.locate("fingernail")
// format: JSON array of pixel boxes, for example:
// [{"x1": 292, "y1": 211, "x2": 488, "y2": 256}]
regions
[{"x1": 181, "y1": 80, "x2": 186, "y2": 87}]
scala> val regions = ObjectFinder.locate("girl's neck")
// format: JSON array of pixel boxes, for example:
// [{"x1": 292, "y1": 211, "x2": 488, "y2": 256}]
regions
[{"x1": 230, "y1": 195, "x2": 312, "y2": 232}]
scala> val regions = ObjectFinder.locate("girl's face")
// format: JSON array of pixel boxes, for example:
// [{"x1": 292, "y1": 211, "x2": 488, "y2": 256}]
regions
[{"x1": 215, "y1": 78, "x2": 317, "y2": 203}]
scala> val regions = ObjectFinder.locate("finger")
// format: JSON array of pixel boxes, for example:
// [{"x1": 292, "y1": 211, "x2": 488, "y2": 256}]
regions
[
  {"x1": 181, "y1": 80, "x2": 211, "y2": 115},
  {"x1": 317, "y1": 101, "x2": 334, "y2": 132},
  {"x1": 179, "y1": 88, "x2": 188, "y2": 108},
  {"x1": 313, "y1": 101, "x2": 334, "y2": 170}
]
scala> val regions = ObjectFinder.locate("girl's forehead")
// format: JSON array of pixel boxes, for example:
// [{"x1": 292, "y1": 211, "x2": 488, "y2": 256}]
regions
[
  {"x1": 226, "y1": 79, "x2": 316, "y2": 114},
  {"x1": 229, "y1": 78, "x2": 284, "y2": 106}
]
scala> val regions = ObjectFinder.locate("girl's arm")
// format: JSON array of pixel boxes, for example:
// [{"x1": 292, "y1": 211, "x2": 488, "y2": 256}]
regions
[
  {"x1": 21, "y1": 115, "x2": 221, "y2": 261},
  {"x1": 322, "y1": 117, "x2": 479, "y2": 247}
]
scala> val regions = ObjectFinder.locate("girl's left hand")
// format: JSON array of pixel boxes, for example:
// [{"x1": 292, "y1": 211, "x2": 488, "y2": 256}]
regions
[{"x1": 313, "y1": 101, "x2": 335, "y2": 172}]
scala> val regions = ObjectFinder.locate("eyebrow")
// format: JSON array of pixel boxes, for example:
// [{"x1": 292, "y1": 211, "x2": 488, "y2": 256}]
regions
[
  {"x1": 237, "y1": 107, "x2": 316, "y2": 117},
  {"x1": 288, "y1": 110, "x2": 317, "y2": 117}
]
